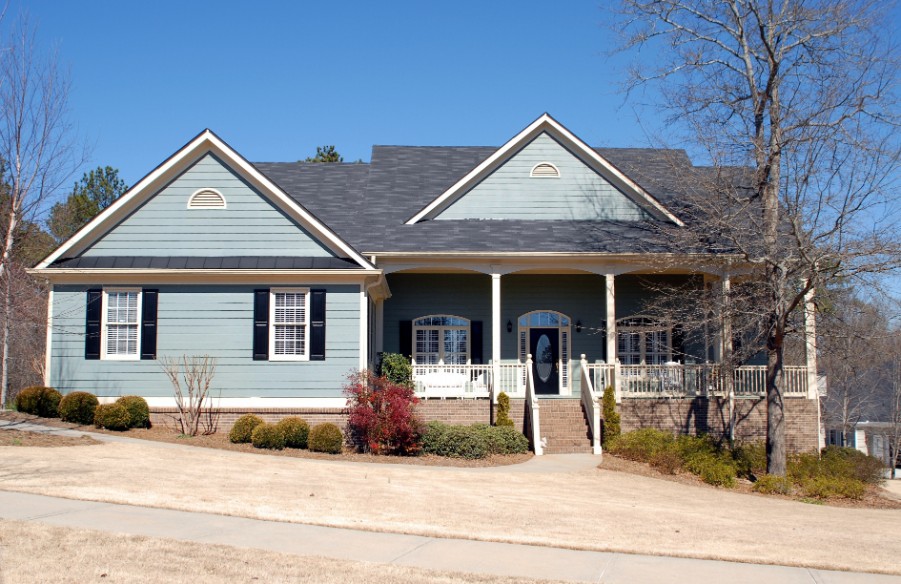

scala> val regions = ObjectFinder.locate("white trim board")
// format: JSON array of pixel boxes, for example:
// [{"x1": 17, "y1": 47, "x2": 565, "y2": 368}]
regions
[
  {"x1": 96, "y1": 396, "x2": 349, "y2": 409},
  {"x1": 405, "y1": 113, "x2": 684, "y2": 226},
  {"x1": 37, "y1": 129, "x2": 376, "y2": 271}
]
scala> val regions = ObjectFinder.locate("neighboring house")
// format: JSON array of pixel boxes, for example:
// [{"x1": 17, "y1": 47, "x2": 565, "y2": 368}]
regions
[
  {"x1": 31, "y1": 114, "x2": 820, "y2": 454},
  {"x1": 828, "y1": 422, "x2": 899, "y2": 475}
]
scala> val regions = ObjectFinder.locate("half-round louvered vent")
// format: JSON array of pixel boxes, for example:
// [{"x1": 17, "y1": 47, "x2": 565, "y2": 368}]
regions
[
  {"x1": 187, "y1": 189, "x2": 227, "y2": 209},
  {"x1": 530, "y1": 162, "x2": 560, "y2": 178}
]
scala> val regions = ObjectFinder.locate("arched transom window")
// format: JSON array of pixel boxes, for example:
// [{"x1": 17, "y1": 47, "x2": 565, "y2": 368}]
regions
[
  {"x1": 617, "y1": 316, "x2": 672, "y2": 365},
  {"x1": 413, "y1": 315, "x2": 470, "y2": 365}
]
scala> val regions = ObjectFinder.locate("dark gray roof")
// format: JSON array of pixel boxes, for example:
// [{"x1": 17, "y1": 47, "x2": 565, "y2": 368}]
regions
[
  {"x1": 50, "y1": 256, "x2": 363, "y2": 270},
  {"x1": 256, "y1": 145, "x2": 697, "y2": 254}
]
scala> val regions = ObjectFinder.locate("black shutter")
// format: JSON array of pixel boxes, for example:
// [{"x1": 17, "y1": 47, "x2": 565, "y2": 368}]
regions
[
  {"x1": 253, "y1": 289, "x2": 269, "y2": 360},
  {"x1": 470, "y1": 321, "x2": 483, "y2": 364},
  {"x1": 399, "y1": 320, "x2": 412, "y2": 358},
  {"x1": 85, "y1": 289, "x2": 102, "y2": 360},
  {"x1": 140, "y1": 289, "x2": 158, "y2": 360},
  {"x1": 672, "y1": 324, "x2": 685, "y2": 364},
  {"x1": 310, "y1": 289, "x2": 326, "y2": 361}
]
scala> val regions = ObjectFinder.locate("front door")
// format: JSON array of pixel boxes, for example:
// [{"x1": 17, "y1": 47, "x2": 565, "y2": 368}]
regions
[{"x1": 530, "y1": 328, "x2": 559, "y2": 394}]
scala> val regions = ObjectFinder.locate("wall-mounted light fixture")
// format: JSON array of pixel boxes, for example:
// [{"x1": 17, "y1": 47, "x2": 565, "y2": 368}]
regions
[
  {"x1": 576, "y1": 320, "x2": 583, "y2": 333},
  {"x1": 507, "y1": 320, "x2": 513, "y2": 333}
]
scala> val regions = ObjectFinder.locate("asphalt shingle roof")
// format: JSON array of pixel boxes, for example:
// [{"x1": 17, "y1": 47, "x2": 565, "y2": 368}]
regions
[{"x1": 257, "y1": 145, "x2": 697, "y2": 254}]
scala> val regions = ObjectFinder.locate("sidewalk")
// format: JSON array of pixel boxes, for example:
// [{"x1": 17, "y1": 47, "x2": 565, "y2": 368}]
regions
[{"x1": 1, "y1": 491, "x2": 897, "y2": 583}]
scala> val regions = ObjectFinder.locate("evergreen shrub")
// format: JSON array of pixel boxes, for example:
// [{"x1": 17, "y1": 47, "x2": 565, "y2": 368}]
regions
[
  {"x1": 93, "y1": 403, "x2": 131, "y2": 431},
  {"x1": 15, "y1": 386, "x2": 62, "y2": 418},
  {"x1": 116, "y1": 395, "x2": 151, "y2": 428},
  {"x1": 276, "y1": 417, "x2": 310, "y2": 449},
  {"x1": 58, "y1": 392, "x2": 99, "y2": 425},
  {"x1": 251, "y1": 423, "x2": 286, "y2": 450},
  {"x1": 309, "y1": 423, "x2": 344, "y2": 454},
  {"x1": 229, "y1": 414, "x2": 264, "y2": 443}
]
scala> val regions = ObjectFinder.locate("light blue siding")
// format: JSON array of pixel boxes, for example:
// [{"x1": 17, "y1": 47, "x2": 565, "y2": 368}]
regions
[
  {"x1": 50, "y1": 283, "x2": 360, "y2": 398},
  {"x1": 81, "y1": 154, "x2": 336, "y2": 257},
  {"x1": 436, "y1": 133, "x2": 651, "y2": 221}
]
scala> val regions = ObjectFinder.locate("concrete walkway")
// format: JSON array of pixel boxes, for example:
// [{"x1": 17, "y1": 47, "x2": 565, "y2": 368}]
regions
[{"x1": 1, "y1": 491, "x2": 897, "y2": 583}]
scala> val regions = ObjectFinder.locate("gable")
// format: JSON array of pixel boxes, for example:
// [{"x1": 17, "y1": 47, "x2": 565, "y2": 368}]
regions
[
  {"x1": 79, "y1": 153, "x2": 337, "y2": 258},
  {"x1": 435, "y1": 133, "x2": 652, "y2": 221}
]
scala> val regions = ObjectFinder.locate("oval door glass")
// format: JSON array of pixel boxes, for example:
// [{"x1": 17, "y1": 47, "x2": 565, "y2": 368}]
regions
[{"x1": 536, "y1": 334, "x2": 553, "y2": 382}]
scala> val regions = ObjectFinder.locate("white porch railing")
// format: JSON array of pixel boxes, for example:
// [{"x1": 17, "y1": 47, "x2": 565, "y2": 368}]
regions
[
  {"x1": 524, "y1": 354, "x2": 542, "y2": 456},
  {"x1": 586, "y1": 362, "x2": 809, "y2": 398},
  {"x1": 412, "y1": 359, "x2": 525, "y2": 399},
  {"x1": 579, "y1": 354, "x2": 602, "y2": 455}
]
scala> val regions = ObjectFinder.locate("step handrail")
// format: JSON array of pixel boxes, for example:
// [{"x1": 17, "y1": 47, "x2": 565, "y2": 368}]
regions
[
  {"x1": 524, "y1": 354, "x2": 543, "y2": 456},
  {"x1": 580, "y1": 355, "x2": 603, "y2": 456}
]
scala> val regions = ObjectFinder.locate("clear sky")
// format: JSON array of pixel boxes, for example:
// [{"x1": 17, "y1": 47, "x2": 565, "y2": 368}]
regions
[{"x1": 17, "y1": 1, "x2": 660, "y2": 187}]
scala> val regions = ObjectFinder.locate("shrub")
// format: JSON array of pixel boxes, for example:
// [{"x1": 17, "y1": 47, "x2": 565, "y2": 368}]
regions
[
  {"x1": 276, "y1": 417, "x2": 310, "y2": 449},
  {"x1": 116, "y1": 396, "x2": 151, "y2": 429},
  {"x1": 607, "y1": 428, "x2": 674, "y2": 462},
  {"x1": 435, "y1": 425, "x2": 489, "y2": 459},
  {"x1": 93, "y1": 403, "x2": 131, "y2": 431},
  {"x1": 379, "y1": 353, "x2": 413, "y2": 388},
  {"x1": 309, "y1": 423, "x2": 344, "y2": 454},
  {"x1": 229, "y1": 414, "x2": 264, "y2": 443},
  {"x1": 684, "y1": 452, "x2": 737, "y2": 487},
  {"x1": 753, "y1": 474, "x2": 794, "y2": 495},
  {"x1": 495, "y1": 392, "x2": 514, "y2": 427},
  {"x1": 345, "y1": 371, "x2": 422, "y2": 455},
  {"x1": 601, "y1": 386, "x2": 620, "y2": 446},
  {"x1": 800, "y1": 476, "x2": 866, "y2": 500},
  {"x1": 650, "y1": 449, "x2": 683, "y2": 474},
  {"x1": 58, "y1": 392, "x2": 99, "y2": 425},
  {"x1": 251, "y1": 423, "x2": 286, "y2": 450},
  {"x1": 789, "y1": 446, "x2": 885, "y2": 486},
  {"x1": 421, "y1": 421, "x2": 450, "y2": 454},
  {"x1": 15, "y1": 386, "x2": 62, "y2": 418},
  {"x1": 481, "y1": 425, "x2": 529, "y2": 455},
  {"x1": 733, "y1": 441, "x2": 767, "y2": 479}
]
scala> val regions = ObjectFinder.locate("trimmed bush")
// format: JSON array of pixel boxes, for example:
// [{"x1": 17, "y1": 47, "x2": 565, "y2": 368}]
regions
[
  {"x1": 58, "y1": 392, "x2": 99, "y2": 425},
  {"x1": 480, "y1": 425, "x2": 529, "y2": 455},
  {"x1": 378, "y1": 353, "x2": 413, "y2": 388},
  {"x1": 309, "y1": 423, "x2": 344, "y2": 454},
  {"x1": 436, "y1": 425, "x2": 489, "y2": 459},
  {"x1": 276, "y1": 417, "x2": 310, "y2": 449},
  {"x1": 495, "y1": 392, "x2": 514, "y2": 428},
  {"x1": 116, "y1": 396, "x2": 151, "y2": 429},
  {"x1": 601, "y1": 386, "x2": 620, "y2": 446},
  {"x1": 229, "y1": 414, "x2": 264, "y2": 444},
  {"x1": 753, "y1": 474, "x2": 794, "y2": 495},
  {"x1": 422, "y1": 423, "x2": 527, "y2": 459},
  {"x1": 93, "y1": 403, "x2": 131, "y2": 431},
  {"x1": 421, "y1": 421, "x2": 450, "y2": 454},
  {"x1": 251, "y1": 423, "x2": 286, "y2": 450},
  {"x1": 800, "y1": 476, "x2": 866, "y2": 500},
  {"x1": 15, "y1": 386, "x2": 62, "y2": 418}
]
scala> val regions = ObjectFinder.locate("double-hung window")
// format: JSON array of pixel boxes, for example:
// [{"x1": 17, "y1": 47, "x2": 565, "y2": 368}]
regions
[
  {"x1": 270, "y1": 288, "x2": 309, "y2": 360},
  {"x1": 102, "y1": 289, "x2": 141, "y2": 360}
]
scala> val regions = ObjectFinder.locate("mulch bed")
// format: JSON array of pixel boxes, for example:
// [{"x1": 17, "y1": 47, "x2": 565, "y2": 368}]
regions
[
  {"x1": 0, "y1": 411, "x2": 532, "y2": 468},
  {"x1": 599, "y1": 452, "x2": 901, "y2": 510}
]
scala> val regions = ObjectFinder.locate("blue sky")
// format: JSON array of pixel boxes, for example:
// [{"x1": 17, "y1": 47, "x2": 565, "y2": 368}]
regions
[{"x1": 20, "y1": 1, "x2": 657, "y2": 187}]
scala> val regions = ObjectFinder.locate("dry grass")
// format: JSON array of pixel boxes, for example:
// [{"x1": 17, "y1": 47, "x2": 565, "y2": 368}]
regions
[
  {"x1": 0, "y1": 430, "x2": 100, "y2": 448},
  {"x1": 0, "y1": 519, "x2": 566, "y2": 584},
  {"x1": 1, "y1": 437, "x2": 900, "y2": 576}
]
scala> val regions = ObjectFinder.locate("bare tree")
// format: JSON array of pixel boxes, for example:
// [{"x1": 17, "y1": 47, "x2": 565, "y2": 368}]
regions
[
  {"x1": 160, "y1": 355, "x2": 219, "y2": 436},
  {"x1": 0, "y1": 15, "x2": 82, "y2": 407},
  {"x1": 616, "y1": 0, "x2": 901, "y2": 475}
]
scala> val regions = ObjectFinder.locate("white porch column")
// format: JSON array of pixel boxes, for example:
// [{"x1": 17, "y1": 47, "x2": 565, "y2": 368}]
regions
[
  {"x1": 605, "y1": 274, "x2": 620, "y2": 403},
  {"x1": 721, "y1": 273, "x2": 735, "y2": 440},
  {"x1": 491, "y1": 273, "x2": 502, "y2": 401},
  {"x1": 804, "y1": 287, "x2": 818, "y2": 400}
]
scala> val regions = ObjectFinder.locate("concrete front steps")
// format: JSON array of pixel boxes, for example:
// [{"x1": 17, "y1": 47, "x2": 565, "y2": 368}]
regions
[{"x1": 539, "y1": 398, "x2": 595, "y2": 454}]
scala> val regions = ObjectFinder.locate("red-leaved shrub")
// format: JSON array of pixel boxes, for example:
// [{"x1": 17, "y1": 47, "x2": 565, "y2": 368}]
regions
[{"x1": 345, "y1": 370, "x2": 423, "y2": 455}]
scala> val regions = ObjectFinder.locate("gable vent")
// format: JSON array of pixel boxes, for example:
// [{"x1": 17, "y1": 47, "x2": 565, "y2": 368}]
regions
[
  {"x1": 530, "y1": 162, "x2": 560, "y2": 178},
  {"x1": 187, "y1": 189, "x2": 227, "y2": 209}
]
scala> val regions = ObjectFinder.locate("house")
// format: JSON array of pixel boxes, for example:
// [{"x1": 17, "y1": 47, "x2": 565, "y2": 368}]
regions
[{"x1": 31, "y1": 114, "x2": 821, "y2": 454}]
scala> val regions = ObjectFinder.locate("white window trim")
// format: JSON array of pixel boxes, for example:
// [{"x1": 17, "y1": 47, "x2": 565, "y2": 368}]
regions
[
  {"x1": 412, "y1": 314, "x2": 471, "y2": 365},
  {"x1": 530, "y1": 162, "x2": 560, "y2": 178},
  {"x1": 517, "y1": 310, "x2": 571, "y2": 394},
  {"x1": 101, "y1": 287, "x2": 142, "y2": 361},
  {"x1": 269, "y1": 287, "x2": 310, "y2": 361},
  {"x1": 187, "y1": 187, "x2": 227, "y2": 209}
]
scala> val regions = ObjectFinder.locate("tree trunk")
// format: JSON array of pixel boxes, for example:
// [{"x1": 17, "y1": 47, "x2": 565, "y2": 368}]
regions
[
  {"x1": 0, "y1": 268, "x2": 11, "y2": 408},
  {"x1": 766, "y1": 315, "x2": 787, "y2": 476}
]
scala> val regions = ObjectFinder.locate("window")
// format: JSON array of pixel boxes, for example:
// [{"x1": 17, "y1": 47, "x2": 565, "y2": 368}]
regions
[
  {"x1": 413, "y1": 315, "x2": 470, "y2": 365},
  {"x1": 616, "y1": 317, "x2": 672, "y2": 365},
  {"x1": 270, "y1": 289, "x2": 309, "y2": 360},
  {"x1": 102, "y1": 289, "x2": 141, "y2": 360}
]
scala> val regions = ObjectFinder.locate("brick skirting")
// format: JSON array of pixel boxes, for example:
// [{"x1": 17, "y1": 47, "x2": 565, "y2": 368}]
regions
[{"x1": 151, "y1": 396, "x2": 819, "y2": 453}]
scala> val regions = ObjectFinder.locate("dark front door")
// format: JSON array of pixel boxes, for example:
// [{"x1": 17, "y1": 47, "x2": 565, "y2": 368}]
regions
[{"x1": 530, "y1": 328, "x2": 559, "y2": 395}]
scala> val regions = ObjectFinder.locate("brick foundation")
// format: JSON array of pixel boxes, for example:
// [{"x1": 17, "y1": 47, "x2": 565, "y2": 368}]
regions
[
  {"x1": 150, "y1": 408, "x2": 347, "y2": 433},
  {"x1": 617, "y1": 396, "x2": 819, "y2": 452}
]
